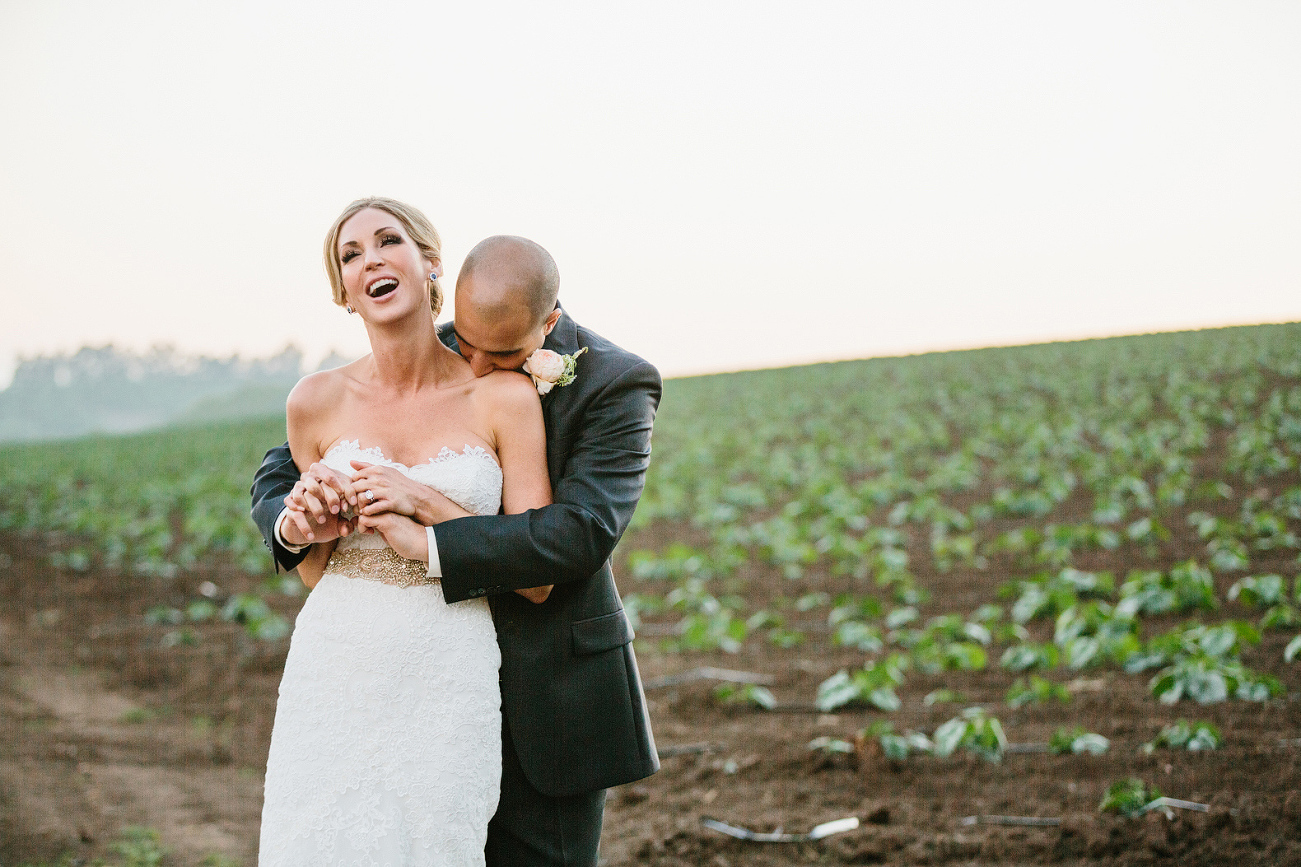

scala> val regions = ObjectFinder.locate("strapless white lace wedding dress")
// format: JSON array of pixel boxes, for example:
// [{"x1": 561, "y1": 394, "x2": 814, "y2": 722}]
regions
[{"x1": 259, "y1": 440, "x2": 504, "y2": 867}]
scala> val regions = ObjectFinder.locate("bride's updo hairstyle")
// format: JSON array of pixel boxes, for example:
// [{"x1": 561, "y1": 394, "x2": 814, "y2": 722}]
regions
[{"x1": 323, "y1": 197, "x2": 444, "y2": 317}]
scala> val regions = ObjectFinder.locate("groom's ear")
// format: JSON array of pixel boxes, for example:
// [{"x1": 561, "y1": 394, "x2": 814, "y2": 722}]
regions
[{"x1": 542, "y1": 308, "x2": 562, "y2": 335}]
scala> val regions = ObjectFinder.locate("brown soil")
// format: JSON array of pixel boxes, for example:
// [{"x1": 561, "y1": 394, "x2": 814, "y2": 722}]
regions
[{"x1": 3, "y1": 504, "x2": 1300, "y2": 866}]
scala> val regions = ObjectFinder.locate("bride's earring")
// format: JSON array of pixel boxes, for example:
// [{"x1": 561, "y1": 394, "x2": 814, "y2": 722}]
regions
[
  {"x1": 346, "y1": 305, "x2": 354, "y2": 314},
  {"x1": 429, "y1": 272, "x2": 438, "y2": 282}
]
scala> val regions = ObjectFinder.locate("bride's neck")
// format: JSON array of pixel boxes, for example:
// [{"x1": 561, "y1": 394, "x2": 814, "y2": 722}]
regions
[{"x1": 363, "y1": 316, "x2": 455, "y2": 391}]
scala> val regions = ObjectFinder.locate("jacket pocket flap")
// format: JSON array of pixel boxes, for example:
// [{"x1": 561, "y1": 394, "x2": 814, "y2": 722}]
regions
[{"x1": 571, "y1": 611, "x2": 634, "y2": 655}]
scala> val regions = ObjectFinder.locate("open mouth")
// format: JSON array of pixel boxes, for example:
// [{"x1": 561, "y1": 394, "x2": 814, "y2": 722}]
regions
[{"x1": 367, "y1": 278, "x2": 398, "y2": 298}]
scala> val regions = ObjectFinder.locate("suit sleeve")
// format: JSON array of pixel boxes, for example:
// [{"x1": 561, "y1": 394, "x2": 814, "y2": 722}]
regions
[
  {"x1": 437, "y1": 359, "x2": 662, "y2": 603},
  {"x1": 249, "y1": 441, "x2": 309, "y2": 573}
]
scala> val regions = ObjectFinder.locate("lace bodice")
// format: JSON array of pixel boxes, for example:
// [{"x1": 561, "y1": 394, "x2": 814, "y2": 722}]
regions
[{"x1": 322, "y1": 439, "x2": 503, "y2": 555}]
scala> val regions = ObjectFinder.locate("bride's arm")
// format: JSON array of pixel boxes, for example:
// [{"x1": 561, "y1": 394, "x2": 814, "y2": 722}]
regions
[
  {"x1": 295, "y1": 538, "x2": 338, "y2": 590},
  {"x1": 490, "y1": 372, "x2": 554, "y2": 603},
  {"x1": 284, "y1": 370, "x2": 349, "y2": 585}
]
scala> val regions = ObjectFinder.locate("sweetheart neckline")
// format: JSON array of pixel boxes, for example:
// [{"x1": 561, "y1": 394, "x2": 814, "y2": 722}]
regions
[{"x1": 323, "y1": 438, "x2": 502, "y2": 473}]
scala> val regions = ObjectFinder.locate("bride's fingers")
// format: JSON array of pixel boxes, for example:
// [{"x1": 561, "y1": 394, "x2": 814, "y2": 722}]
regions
[
  {"x1": 359, "y1": 488, "x2": 392, "y2": 514},
  {"x1": 346, "y1": 473, "x2": 377, "y2": 502},
  {"x1": 307, "y1": 463, "x2": 358, "y2": 508},
  {"x1": 296, "y1": 477, "x2": 331, "y2": 518},
  {"x1": 348, "y1": 463, "x2": 386, "y2": 495},
  {"x1": 359, "y1": 494, "x2": 394, "y2": 517},
  {"x1": 359, "y1": 475, "x2": 417, "y2": 517},
  {"x1": 310, "y1": 477, "x2": 342, "y2": 515},
  {"x1": 286, "y1": 479, "x2": 315, "y2": 510},
  {"x1": 285, "y1": 508, "x2": 317, "y2": 543},
  {"x1": 299, "y1": 490, "x2": 331, "y2": 523},
  {"x1": 351, "y1": 465, "x2": 387, "y2": 487},
  {"x1": 351, "y1": 474, "x2": 390, "y2": 512},
  {"x1": 332, "y1": 474, "x2": 361, "y2": 507}
]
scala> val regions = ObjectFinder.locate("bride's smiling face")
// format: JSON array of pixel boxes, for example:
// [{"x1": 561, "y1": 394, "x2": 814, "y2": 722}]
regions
[{"x1": 336, "y1": 208, "x2": 438, "y2": 321}]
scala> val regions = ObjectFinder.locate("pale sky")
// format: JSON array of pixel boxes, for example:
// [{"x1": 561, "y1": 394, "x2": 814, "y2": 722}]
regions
[{"x1": 1, "y1": 1, "x2": 1298, "y2": 386}]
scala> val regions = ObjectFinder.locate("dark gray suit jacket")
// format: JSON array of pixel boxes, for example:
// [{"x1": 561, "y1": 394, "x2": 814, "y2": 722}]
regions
[{"x1": 249, "y1": 310, "x2": 661, "y2": 797}]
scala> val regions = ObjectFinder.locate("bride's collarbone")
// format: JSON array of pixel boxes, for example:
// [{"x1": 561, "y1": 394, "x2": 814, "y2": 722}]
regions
[
  {"x1": 351, "y1": 384, "x2": 488, "y2": 425},
  {"x1": 345, "y1": 363, "x2": 478, "y2": 400}
]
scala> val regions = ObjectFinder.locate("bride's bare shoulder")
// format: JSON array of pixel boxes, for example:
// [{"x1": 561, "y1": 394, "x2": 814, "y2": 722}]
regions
[
  {"x1": 473, "y1": 369, "x2": 541, "y2": 411},
  {"x1": 287, "y1": 361, "x2": 365, "y2": 420}
]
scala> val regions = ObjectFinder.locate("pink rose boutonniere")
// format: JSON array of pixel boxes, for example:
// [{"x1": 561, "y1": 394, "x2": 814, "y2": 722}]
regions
[{"x1": 523, "y1": 347, "x2": 588, "y2": 395}]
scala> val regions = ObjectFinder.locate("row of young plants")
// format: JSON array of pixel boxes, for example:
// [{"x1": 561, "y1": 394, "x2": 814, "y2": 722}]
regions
[
  {"x1": 622, "y1": 473, "x2": 1301, "y2": 617},
  {"x1": 626, "y1": 554, "x2": 1300, "y2": 697},
  {"x1": 807, "y1": 712, "x2": 1220, "y2": 766},
  {"x1": 804, "y1": 716, "x2": 1222, "y2": 826},
  {"x1": 814, "y1": 613, "x2": 1289, "y2": 713}
]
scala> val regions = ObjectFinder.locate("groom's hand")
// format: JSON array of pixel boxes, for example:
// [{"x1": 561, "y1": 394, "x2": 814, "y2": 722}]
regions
[{"x1": 355, "y1": 511, "x2": 428, "y2": 563}]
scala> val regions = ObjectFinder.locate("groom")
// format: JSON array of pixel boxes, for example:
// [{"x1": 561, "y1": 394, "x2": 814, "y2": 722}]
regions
[{"x1": 249, "y1": 235, "x2": 660, "y2": 866}]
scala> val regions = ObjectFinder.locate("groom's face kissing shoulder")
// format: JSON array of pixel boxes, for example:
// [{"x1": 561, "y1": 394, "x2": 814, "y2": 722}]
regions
[{"x1": 452, "y1": 235, "x2": 562, "y2": 377}]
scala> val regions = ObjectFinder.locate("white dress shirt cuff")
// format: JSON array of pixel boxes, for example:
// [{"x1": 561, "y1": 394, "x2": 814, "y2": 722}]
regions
[
  {"x1": 274, "y1": 507, "x2": 310, "y2": 554},
  {"x1": 425, "y1": 526, "x2": 443, "y2": 578}
]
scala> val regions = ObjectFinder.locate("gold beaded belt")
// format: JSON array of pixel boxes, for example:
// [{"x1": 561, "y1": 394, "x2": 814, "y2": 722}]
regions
[{"x1": 326, "y1": 547, "x2": 435, "y2": 589}]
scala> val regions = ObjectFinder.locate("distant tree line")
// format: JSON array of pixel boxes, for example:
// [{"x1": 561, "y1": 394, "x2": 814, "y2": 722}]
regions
[{"x1": 0, "y1": 344, "x2": 349, "y2": 442}]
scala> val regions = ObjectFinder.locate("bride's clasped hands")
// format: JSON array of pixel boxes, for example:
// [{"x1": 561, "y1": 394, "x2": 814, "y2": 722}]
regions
[
  {"x1": 342, "y1": 461, "x2": 433, "y2": 563},
  {"x1": 282, "y1": 454, "x2": 552, "y2": 601}
]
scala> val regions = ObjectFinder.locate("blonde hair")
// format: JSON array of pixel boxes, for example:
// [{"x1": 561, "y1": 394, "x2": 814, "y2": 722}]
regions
[{"x1": 323, "y1": 197, "x2": 443, "y2": 317}]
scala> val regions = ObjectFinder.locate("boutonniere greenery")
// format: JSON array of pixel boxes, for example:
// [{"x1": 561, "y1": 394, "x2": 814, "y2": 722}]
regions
[{"x1": 523, "y1": 347, "x2": 588, "y2": 395}]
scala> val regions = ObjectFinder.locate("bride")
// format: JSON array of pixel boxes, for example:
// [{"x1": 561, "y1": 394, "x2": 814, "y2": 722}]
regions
[{"x1": 258, "y1": 197, "x2": 552, "y2": 865}]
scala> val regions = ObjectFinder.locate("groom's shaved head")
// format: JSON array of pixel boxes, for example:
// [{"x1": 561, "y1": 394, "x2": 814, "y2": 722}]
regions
[{"x1": 458, "y1": 235, "x2": 559, "y2": 327}]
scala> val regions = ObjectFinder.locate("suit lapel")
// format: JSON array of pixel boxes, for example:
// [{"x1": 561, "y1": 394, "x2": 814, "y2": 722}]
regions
[
  {"x1": 540, "y1": 311, "x2": 579, "y2": 479},
  {"x1": 540, "y1": 310, "x2": 579, "y2": 419},
  {"x1": 541, "y1": 309, "x2": 579, "y2": 357}
]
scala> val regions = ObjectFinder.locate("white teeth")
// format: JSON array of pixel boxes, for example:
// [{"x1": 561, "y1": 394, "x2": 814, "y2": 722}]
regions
[{"x1": 367, "y1": 278, "x2": 398, "y2": 297}]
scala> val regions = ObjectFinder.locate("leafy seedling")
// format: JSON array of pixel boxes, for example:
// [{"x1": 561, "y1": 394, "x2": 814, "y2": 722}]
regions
[
  {"x1": 1006, "y1": 676, "x2": 1071, "y2": 708},
  {"x1": 1100, "y1": 779, "x2": 1162, "y2": 817},
  {"x1": 1143, "y1": 720, "x2": 1222, "y2": 753},
  {"x1": 932, "y1": 707, "x2": 1007, "y2": 762},
  {"x1": 1048, "y1": 726, "x2": 1109, "y2": 755},
  {"x1": 713, "y1": 683, "x2": 776, "y2": 710}
]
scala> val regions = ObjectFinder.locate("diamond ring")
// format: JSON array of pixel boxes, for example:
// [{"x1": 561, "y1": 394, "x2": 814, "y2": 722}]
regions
[{"x1": 364, "y1": 490, "x2": 375, "y2": 502}]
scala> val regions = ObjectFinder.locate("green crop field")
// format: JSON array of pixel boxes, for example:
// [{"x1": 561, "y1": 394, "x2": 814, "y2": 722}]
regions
[
  {"x1": 4, "y1": 322, "x2": 1301, "y2": 865},
  {"x1": 3, "y1": 323, "x2": 1300, "y2": 692}
]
